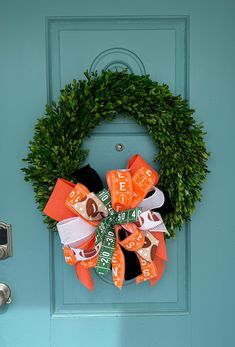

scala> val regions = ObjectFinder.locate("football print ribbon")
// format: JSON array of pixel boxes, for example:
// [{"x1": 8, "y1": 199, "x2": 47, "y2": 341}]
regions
[
  {"x1": 65, "y1": 183, "x2": 109, "y2": 226},
  {"x1": 95, "y1": 189, "x2": 142, "y2": 275}
]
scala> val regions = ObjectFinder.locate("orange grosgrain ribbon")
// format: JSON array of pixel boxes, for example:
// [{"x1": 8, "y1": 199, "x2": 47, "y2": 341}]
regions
[
  {"x1": 127, "y1": 154, "x2": 159, "y2": 185},
  {"x1": 106, "y1": 170, "x2": 133, "y2": 211},
  {"x1": 131, "y1": 166, "x2": 158, "y2": 208},
  {"x1": 126, "y1": 154, "x2": 160, "y2": 208},
  {"x1": 43, "y1": 178, "x2": 76, "y2": 221}
]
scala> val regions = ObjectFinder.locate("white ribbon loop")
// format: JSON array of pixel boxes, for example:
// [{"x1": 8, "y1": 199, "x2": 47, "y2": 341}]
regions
[
  {"x1": 135, "y1": 210, "x2": 170, "y2": 262},
  {"x1": 57, "y1": 217, "x2": 96, "y2": 247},
  {"x1": 139, "y1": 187, "x2": 165, "y2": 211},
  {"x1": 72, "y1": 242, "x2": 102, "y2": 261},
  {"x1": 136, "y1": 210, "x2": 163, "y2": 231}
]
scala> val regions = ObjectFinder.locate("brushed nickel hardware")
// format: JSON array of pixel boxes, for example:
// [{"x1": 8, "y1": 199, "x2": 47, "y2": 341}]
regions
[
  {"x1": 0, "y1": 222, "x2": 12, "y2": 260},
  {"x1": 0, "y1": 283, "x2": 11, "y2": 308}
]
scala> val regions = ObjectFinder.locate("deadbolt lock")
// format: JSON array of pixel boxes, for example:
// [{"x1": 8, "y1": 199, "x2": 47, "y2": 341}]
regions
[{"x1": 0, "y1": 222, "x2": 12, "y2": 260}]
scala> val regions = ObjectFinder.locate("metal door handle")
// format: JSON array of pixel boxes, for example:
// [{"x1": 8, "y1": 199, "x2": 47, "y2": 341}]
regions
[{"x1": 0, "y1": 283, "x2": 11, "y2": 308}]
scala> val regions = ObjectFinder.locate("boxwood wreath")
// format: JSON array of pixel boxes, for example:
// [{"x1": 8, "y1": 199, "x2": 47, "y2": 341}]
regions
[{"x1": 22, "y1": 70, "x2": 209, "y2": 239}]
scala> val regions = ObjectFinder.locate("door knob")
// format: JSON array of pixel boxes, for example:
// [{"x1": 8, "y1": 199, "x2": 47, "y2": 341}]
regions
[{"x1": 0, "y1": 283, "x2": 11, "y2": 308}]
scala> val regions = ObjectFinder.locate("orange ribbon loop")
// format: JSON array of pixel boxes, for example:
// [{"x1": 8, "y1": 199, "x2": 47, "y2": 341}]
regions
[
  {"x1": 127, "y1": 154, "x2": 159, "y2": 208},
  {"x1": 65, "y1": 183, "x2": 108, "y2": 226},
  {"x1": 131, "y1": 167, "x2": 157, "y2": 208},
  {"x1": 119, "y1": 228, "x2": 145, "y2": 252},
  {"x1": 43, "y1": 178, "x2": 76, "y2": 221},
  {"x1": 127, "y1": 154, "x2": 159, "y2": 185},
  {"x1": 106, "y1": 170, "x2": 133, "y2": 211}
]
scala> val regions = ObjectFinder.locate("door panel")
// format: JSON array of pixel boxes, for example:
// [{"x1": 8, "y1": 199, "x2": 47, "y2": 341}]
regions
[
  {"x1": 48, "y1": 17, "x2": 187, "y2": 102},
  {"x1": 1, "y1": 2, "x2": 235, "y2": 347},
  {"x1": 50, "y1": 17, "x2": 189, "y2": 321}
]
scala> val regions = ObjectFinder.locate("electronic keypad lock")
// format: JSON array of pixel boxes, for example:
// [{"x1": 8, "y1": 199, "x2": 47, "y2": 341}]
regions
[{"x1": 0, "y1": 222, "x2": 12, "y2": 260}]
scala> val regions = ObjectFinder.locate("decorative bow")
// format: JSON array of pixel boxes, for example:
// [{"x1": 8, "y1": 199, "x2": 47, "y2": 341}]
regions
[{"x1": 43, "y1": 154, "x2": 169, "y2": 291}]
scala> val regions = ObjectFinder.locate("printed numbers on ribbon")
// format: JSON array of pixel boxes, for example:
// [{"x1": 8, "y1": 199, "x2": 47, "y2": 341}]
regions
[
  {"x1": 107, "y1": 230, "x2": 114, "y2": 237},
  {"x1": 117, "y1": 212, "x2": 126, "y2": 223},
  {"x1": 100, "y1": 257, "x2": 110, "y2": 265},
  {"x1": 106, "y1": 237, "x2": 115, "y2": 246},
  {"x1": 97, "y1": 189, "x2": 111, "y2": 205},
  {"x1": 131, "y1": 209, "x2": 141, "y2": 219},
  {"x1": 99, "y1": 193, "x2": 109, "y2": 202},
  {"x1": 101, "y1": 250, "x2": 110, "y2": 257}
]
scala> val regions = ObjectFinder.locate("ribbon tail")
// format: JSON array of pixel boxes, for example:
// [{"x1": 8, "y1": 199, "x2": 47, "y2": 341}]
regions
[
  {"x1": 150, "y1": 257, "x2": 166, "y2": 287},
  {"x1": 75, "y1": 262, "x2": 94, "y2": 292},
  {"x1": 151, "y1": 231, "x2": 168, "y2": 261},
  {"x1": 150, "y1": 232, "x2": 168, "y2": 287},
  {"x1": 135, "y1": 255, "x2": 158, "y2": 284},
  {"x1": 112, "y1": 241, "x2": 125, "y2": 289}
]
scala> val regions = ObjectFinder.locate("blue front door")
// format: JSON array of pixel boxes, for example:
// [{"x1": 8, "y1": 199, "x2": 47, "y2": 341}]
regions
[{"x1": 0, "y1": 2, "x2": 234, "y2": 347}]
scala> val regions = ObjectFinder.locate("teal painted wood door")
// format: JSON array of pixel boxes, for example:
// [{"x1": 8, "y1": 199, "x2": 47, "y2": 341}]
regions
[{"x1": 1, "y1": 1, "x2": 235, "y2": 347}]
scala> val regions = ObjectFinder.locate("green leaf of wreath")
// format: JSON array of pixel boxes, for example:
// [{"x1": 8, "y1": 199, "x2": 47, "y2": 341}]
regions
[{"x1": 22, "y1": 70, "x2": 209, "y2": 238}]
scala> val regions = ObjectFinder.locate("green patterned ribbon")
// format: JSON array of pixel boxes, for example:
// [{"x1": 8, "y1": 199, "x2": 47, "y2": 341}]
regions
[{"x1": 95, "y1": 189, "x2": 142, "y2": 275}]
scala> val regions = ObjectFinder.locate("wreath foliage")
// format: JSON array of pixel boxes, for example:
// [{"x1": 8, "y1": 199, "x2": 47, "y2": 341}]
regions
[{"x1": 22, "y1": 70, "x2": 209, "y2": 238}]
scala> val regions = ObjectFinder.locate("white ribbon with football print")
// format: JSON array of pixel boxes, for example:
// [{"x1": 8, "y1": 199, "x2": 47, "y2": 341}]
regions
[
  {"x1": 71, "y1": 242, "x2": 102, "y2": 261},
  {"x1": 135, "y1": 210, "x2": 169, "y2": 262},
  {"x1": 136, "y1": 210, "x2": 162, "y2": 230}
]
